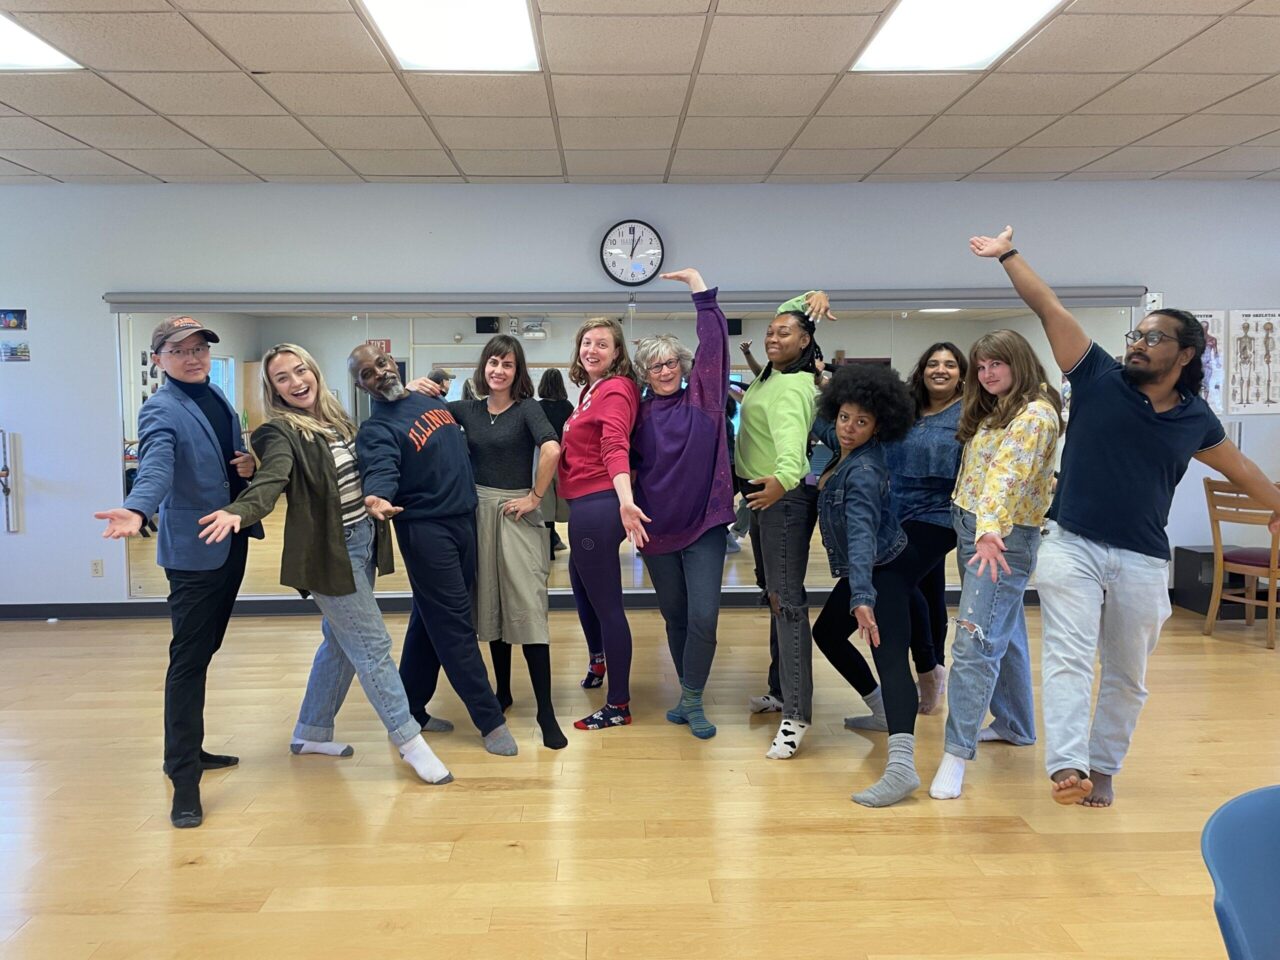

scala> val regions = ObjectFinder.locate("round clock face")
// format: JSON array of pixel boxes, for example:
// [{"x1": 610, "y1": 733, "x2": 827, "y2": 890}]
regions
[{"x1": 601, "y1": 219, "x2": 664, "y2": 286}]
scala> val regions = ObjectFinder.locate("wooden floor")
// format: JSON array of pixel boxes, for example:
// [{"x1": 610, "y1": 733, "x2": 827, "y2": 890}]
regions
[{"x1": 1, "y1": 605, "x2": 1276, "y2": 959}]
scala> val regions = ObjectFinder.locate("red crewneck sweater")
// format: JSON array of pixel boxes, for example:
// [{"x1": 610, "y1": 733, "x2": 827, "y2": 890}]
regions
[{"x1": 557, "y1": 375, "x2": 640, "y2": 500}]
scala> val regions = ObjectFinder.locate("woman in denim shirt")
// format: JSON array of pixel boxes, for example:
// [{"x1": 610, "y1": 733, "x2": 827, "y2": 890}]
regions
[{"x1": 811, "y1": 364, "x2": 934, "y2": 807}]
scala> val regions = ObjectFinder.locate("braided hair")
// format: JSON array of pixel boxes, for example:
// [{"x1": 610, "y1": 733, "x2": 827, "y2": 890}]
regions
[
  {"x1": 760, "y1": 311, "x2": 823, "y2": 386},
  {"x1": 1150, "y1": 308, "x2": 1206, "y2": 397}
]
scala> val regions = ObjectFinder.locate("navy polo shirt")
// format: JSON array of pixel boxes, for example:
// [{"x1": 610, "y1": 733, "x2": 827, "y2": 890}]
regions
[{"x1": 1048, "y1": 342, "x2": 1225, "y2": 560}]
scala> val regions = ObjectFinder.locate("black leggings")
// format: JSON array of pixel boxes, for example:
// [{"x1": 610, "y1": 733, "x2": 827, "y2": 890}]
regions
[
  {"x1": 813, "y1": 541, "x2": 932, "y2": 735},
  {"x1": 904, "y1": 520, "x2": 958, "y2": 673}
]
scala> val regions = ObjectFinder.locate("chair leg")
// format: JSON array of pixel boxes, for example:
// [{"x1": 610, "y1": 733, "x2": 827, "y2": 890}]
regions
[
  {"x1": 1204, "y1": 564, "x2": 1226, "y2": 636},
  {"x1": 1245, "y1": 576, "x2": 1257, "y2": 625},
  {"x1": 1267, "y1": 578, "x2": 1277, "y2": 651}
]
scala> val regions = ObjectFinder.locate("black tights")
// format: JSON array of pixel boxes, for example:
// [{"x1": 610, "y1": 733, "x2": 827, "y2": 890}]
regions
[{"x1": 488, "y1": 640, "x2": 566, "y2": 748}]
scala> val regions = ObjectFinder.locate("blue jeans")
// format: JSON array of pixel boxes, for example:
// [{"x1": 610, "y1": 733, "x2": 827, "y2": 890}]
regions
[
  {"x1": 295, "y1": 517, "x2": 421, "y2": 748},
  {"x1": 642, "y1": 524, "x2": 728, "y2": 692},
  {"x1": 943, "y1": 506, "x2": 1040, "y2": 760}
]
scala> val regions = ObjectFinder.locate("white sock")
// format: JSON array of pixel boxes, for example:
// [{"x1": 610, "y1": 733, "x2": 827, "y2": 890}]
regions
[
  {"x1": 977, "y1": 725, "x2": 1003, "y2": 742},
  {"x1": 399, "y1": 735, "x2": 453, "y2": 785},
  {"x1": 929, "y1": 752, "x2": 967, "y2": 800},
  {"x1": 765, "y1": 718, "x2": 809, "y2": 759},
  {"x1": 290, "y1": 739, "x2": 353, "y2": 757},
  {"x1": 749, "y1": 694, "x2": 784, "y2": 714}
]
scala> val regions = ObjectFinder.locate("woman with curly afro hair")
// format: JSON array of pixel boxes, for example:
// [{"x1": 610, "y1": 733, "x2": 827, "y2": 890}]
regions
[{"x1": 811, "y1": 362, "x2": 935, "y2": 807}]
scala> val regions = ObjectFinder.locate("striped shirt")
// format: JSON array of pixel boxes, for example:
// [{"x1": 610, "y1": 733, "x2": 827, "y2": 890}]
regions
[{"x1": 327, "y1": 431, "x2": 365, "y2": 527}]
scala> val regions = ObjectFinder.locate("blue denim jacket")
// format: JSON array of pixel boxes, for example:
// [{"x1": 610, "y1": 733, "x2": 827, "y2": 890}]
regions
[
  {"x1": 883, "y1": 399, "x2": 962, "y2": 528},
  {"x1": 813, "y1": 420, "x2": 908, "y2": 609}
]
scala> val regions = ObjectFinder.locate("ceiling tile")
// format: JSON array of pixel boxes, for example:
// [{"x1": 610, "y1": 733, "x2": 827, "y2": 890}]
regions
[
  {"x1": 0, "y1": 72, "x2": 150, "y2": 116},
  {"x1": 677, "y1": 116, "x2": 803, "y2": 149},
  {"x1": 364, "y1": 176, "x2": 465, "y2": 183},
  {"x1": 0, "y1": 156, "x2": 34, "y2": 173},
  {"x1": 717, "y1": 0, "x2": 886, "y2": 10},
  {"x1": 0, "y1": 0, "x2": 170, "y2": 10},
  {"x1": 669, "y1": 148, "x2": 780, "y2": 175},
  {"x1": 767, "y1": 174, "x2": 865, "y2": 182},
  {"x1": 105, "y1": 72, "x2": 285, "y2": 115},
  {"x1": 173, "y1": 0, "x2": 352, "y2": 9},
  {"x1": 1147, "y1": 16, "x2": 1280, "y2": 73},
  {"x1": 451, "y1": 150, "x2": 563, "y2": 176},
  {"x1": 172, "y1": 116, "x2": 323, "y2": 149},
  {"x1": 1139, "y1": 114, "x2": 1280, "y2": 146},
  {"x1": 0, "y1": 148, "x2": 137, "y2": 174},
  {"x1": 570, "y1": 175, "x2": 666, "y2": 183},
  {"x1": 260, "y1": 73, "x2": 417, "y2": 116},
  {"x1": 219, "y1": 148, "x2": 350, "y2": 175},
  {"x1": 563, "y1": 149, "x2": 669, "y2": 175},
  {"x1": 58, "y1": 173, "x2": 156, "y2": 182},
  {"x1": 876, "y1": 147, "x2": 1004, "y2": 174},
  {"x1": 335, "y1": 150, "x2": 456, "y2": 176},
  {"x1": 432, "y1": 117, "x2": 555, "y2": 150},
  {"x1": 862, "y1": 173, "x2": 960, "y2": 182},
  {"x1": 1065, "y1": 0, "x2": 1241, "y2": 10},
  {"x1": 537, "y1": 0, "x2": 709, "y2": 11},
  {"x1": 465, "y1": 176, "x2": 565, "y2": 183},
  {"x1": 772, "y1": 147, "x2": 893, "y2": 174},
  {"x1": 1077, "y1": 73, "x2": 1265, "y2": 114},
  {"x1": 1000, "y1": 14, "x2": 1217, "y2": 73},
  {"x1": 0, "y1": 174, "x2": 54, "y2": 183},
  {"x1": 1024, "y1": 114, "x2": 1182, "y2": 147},
  {"x1": 908, "y1": 115, "x2": 1056, "y2": 148},
  {"x1": 1063, "y1": 170, "x2": 1160, "y2": 180},
  {"x1": 964, "y1": 173, "x2": 1064, "y2": 181},
  {"x1": 305, "y1": 116, "x2": 440, "y2": 150},
  {"x1": 1236, "y1": 0, "x2": 1280, "y2": 11},
  {"x1": 978, "y1": 146, "x2": 1114, "y2": 173},
  {"x1": 189, "y1": 13, "x2": 389, "y2": 72},
  {"x1": 542, "y1": 16, "x2": 702, "y2": 73},
  {"x1": 1080, "y1": 144, "x2": 1223, "y2": 171},
  {"x1": 160, "y1": 174, "x2": 262, "y2": 182},
  {"x1": 1179, "y1": 145, "x2": 1280, "y2": 170},
  {"x1": 406, "y1": 73, "x2": 550, "y2": 117},
  {"x1": 553, "y1": 75, "x2": 688, "y2": 117},
  {"x1": 0, "y1": 116, "x2": 84, "y2": 148},
  {"x1": 1160, "y1": 170, "x2": 1262, "y2": 179},
  {"x1": 44, "y1": 115, "x2": 204, "y2": 149},
  {"x1": 821, "y1": 74, "x2": 977, "y2": 116},
  {"x1": 110, "y1": 148, "x2": 246, "y2": 175},
  {"x1": 263, "y1": 174, "x2": 362, "y2": 182},
  {"x1": 797, "y1": 115, "x2": 930, "y2": 148},
  {"x1": 948, "y1": 73, "x2": 1124, "y2": 115},
  {"x1": 688, "y1": 75, "x2": 829, "y2": 116},
  {"x1": 560, "y1": 116, "x2": 677, "y2": 150},
  {"x1": 10, "y1": 13, "x2": 235, "y2": 70},
  {"x1": 1204, "y1": 77, "x2": 1280, "y2": 114},
  {"x1": 1246, "y1": 128, "x2": 1280, "y2": 146},
  {"x1": 1254, "y1": 169, "x2": 1280, "y2": 178},
  {"x1": 0, "y1": 104, "x2": 15, "y2": 116},
  {"x1": 699, "y1": 15, "x2": 876, "y2": 74}
]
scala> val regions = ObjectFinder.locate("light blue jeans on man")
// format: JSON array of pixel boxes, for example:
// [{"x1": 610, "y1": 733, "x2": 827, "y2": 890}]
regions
[
  {"x1": 1036, "y1": 520, "x2": 1171, "y2": 778},
  {"x1": 943, "y1": 506, "x2": 1040, "y2": 760},
  {"x1": 294, "y1": 517, "x2": 421, "y2": 748}
]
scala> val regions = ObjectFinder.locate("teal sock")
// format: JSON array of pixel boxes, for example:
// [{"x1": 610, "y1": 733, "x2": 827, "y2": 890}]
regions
[{"x1": 667, "y1": 684, "x2": 716, "y2": 740}]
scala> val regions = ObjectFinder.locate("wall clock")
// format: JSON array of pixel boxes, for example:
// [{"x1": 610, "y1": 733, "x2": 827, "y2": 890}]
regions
[{"x1": 600, "y1": 219, "x2": 664, "y2": 286}]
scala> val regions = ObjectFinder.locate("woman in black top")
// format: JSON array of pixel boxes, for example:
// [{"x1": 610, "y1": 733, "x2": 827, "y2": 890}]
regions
[{"x1": 538, "y1": 368, "x2": 575, "y2": 555}]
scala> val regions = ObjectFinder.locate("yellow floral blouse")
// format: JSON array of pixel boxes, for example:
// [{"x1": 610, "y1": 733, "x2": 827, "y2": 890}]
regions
[{"x1": 952, "y1": 397, "x2": 1060, "y2": 539}]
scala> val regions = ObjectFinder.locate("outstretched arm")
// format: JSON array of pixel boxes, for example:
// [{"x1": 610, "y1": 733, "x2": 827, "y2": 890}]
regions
[
  {"x1": 1195, "y1": 440, "x2": 1280, "y2": 533},
  {"x1": 970, "y1": 226, "x2": 1090, "y2": 372}
]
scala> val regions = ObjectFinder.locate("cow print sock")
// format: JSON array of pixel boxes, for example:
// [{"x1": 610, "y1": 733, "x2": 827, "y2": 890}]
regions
[{"x1": 765, "y1": 717, "x2": 810, "y2": 759}]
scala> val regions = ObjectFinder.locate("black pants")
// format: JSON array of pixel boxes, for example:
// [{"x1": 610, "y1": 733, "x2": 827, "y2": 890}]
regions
[
  {"x1": 812, "y1": 540, "x2": 934, "y2": 735},
  {"x1": 162, "y1": 534, "x2": 248, "y2": 785},
  {"x1": 395, "y1": 513, "x2": 505, "y2": 737},
  {"x1": 903, "y1": 520, "x2": 957, "y2": 673}
]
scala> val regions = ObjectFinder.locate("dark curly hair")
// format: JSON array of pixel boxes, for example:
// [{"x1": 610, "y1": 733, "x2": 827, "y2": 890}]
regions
[
  {"x1": 818, "y1": 363, "x2": 915, "y2": 444},
  {"x1": 1149, "y1": 308, "x2": 1206, "y2": 396}
]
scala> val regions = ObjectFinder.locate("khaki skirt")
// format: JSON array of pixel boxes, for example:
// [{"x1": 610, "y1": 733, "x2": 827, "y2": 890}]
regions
[{"x1": 473, "y1": 484, "x2": 551, "y2": 645}]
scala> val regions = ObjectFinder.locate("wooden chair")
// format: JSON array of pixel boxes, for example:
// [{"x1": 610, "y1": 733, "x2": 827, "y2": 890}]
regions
[{"x1": 1203, "y1": 478, "x2": 1280, "y2": 649}]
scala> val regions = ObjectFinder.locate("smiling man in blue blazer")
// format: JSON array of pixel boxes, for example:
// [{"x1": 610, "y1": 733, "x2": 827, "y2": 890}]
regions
[{"x1": 97, "y1": 316, "x2": 261, "y2": 828}]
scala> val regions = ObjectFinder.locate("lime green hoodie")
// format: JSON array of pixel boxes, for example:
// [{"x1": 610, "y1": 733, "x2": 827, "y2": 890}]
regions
[{"x1": 735, "y1": 369, "x2": 817, "y2": 492}]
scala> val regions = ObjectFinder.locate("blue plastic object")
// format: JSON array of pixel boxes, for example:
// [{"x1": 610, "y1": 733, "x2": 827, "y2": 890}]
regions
[{"x1": 1201, "y1": 784, "x2": 1280, "y2": 960}]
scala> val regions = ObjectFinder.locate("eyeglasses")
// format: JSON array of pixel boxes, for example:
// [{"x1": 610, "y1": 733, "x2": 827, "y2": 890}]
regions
[
  {"x1": 1124, "y1": 330, "x2": 1177, "y2": 348},
  {"x1": 647, "y1": 358, "x2": 681, "y2": 375},
  {"x1": 159, "y1": 344, "x2": 211, "y2": 359}
]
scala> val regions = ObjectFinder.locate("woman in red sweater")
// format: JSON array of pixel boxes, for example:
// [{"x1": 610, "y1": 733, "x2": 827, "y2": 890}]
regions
[{"x1": 558, "y1": 317, "x2": 645, "y2": 730}]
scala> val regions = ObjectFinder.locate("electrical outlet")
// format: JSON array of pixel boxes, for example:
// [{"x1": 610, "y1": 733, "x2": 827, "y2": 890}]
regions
[{"x1": 90, "y1": 559, "x2": 104, "y2": 577}]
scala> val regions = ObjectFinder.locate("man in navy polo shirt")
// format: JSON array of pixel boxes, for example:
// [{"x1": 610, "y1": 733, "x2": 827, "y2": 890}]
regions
[{"x1": 970, "y1": 226, "x2": 1280, "y2": 809}]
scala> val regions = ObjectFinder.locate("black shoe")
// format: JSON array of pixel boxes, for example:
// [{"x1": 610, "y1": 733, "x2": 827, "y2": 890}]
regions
[
  {"x1": 200, "y1": 751, "x2": 239, "y2": 770},
  {"x1": 170, "y1": 783, "x2": 203, "y2": 829}
]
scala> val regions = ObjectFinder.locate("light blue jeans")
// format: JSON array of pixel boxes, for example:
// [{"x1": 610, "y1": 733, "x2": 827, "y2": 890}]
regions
[
  {"x1": 294, "y1": 517, "x2": 421, "y2": 748},
  {"x1": 1036, "y1": 521, "x2": 1170, "y2": 778},
  {"x1": 943, "y1": 506, "x2": 1040, "y2": 760}
]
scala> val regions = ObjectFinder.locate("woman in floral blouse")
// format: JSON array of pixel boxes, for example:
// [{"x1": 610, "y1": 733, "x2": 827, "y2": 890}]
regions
[{"x1": 928, "y1": 329, "x2": 1062, "y2": 801}]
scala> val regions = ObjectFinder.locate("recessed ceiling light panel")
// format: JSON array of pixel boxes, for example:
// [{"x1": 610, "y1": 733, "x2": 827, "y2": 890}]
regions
[
  {"x1": 362, "y1": 0, "x2": 540, "y2": 72},
  {"x1": 853, "y1": 0, "x2": 1059, "y2": 72},
  {"x1": 0, "y1": 16, "x2": 81, "y2": 70}
]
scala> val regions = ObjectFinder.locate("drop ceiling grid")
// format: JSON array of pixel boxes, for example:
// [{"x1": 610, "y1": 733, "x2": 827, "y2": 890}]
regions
[{"x1": 0, "y1": 0, "x2": 1277, "y2": 182}]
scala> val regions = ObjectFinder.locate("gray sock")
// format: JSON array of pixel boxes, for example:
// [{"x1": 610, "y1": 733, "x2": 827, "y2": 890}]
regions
[
  {"x1": 844, "y1": 688, "x2": 888, "y2": 732},
  {"x1": 422, "y1": 714, "x2": 454, "y2": 733},
  {"x1": 852, "y1": 733, "x2": 920, "y2": 808},
  {"x1": 483, "y1": 723, "x2": 518, "y2": 757}
]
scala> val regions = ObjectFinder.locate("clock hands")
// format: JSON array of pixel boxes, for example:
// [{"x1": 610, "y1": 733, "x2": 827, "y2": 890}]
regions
[{"x1": 629, "y1": 233, "x2": 640, "y2": 259}]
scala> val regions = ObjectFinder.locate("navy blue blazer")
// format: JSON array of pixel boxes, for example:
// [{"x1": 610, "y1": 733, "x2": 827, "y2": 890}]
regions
[{"x1": 124, "y1": 379, "x2": 263, "y2": 571}]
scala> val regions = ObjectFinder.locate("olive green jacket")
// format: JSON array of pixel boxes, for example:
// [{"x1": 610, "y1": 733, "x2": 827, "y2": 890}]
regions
[{"x1": 225, "y1": 419, "x2": 394, "y2": 597}]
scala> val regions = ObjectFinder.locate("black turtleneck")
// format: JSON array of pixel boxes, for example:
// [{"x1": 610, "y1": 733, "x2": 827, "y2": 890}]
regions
[{"x1": 169, "y1": 377, "x2": 247, "y2": 500}]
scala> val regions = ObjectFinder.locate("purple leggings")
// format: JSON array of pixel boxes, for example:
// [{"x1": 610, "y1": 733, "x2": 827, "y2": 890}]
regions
[{"x1": 567, "y1": 489, "x2": 633, "y2": 705}]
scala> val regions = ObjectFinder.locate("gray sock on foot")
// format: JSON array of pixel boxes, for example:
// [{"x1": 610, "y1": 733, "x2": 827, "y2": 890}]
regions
[
  {"x1": 483, "y1": 723, "x2": 518, "y2": 757},
  {"x1": 422, "y1": 715, "x2": 454, "y2": 733},
  {"x1": 844, "y1": 687, "x2": 888, "y2": 732},
  {"x1": 852, "y1": 733, "x2": 920, "y2": 808}
]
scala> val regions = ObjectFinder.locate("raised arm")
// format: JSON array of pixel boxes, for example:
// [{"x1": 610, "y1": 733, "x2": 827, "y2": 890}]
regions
[
  {"x1": 663, "y1": 268, "x2": 729, "y2": 412},
  {"x1": 740, "y1": 341, "x2": 763, "y2": 377},
  {"x1": 970, "y1": 226, "x2": 1090, "y2": 373}
]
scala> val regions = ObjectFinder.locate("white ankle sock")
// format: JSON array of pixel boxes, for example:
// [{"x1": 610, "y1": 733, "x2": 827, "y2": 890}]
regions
[
  {"x1": 399, "y1": 735, "x2": 453, "y2": 785},
  {"x1": 766, "y1": 718, "x2": 809, "y2": 759},
  {"x1": 929, "y1": 752, "x2": 966, "y2": 800},
  {"x1": 290, "y1": 739, "x2": 353, "y2": 757},
  {"x1": 977, "y1": 725, "x2": 1002, "y2": 742}
]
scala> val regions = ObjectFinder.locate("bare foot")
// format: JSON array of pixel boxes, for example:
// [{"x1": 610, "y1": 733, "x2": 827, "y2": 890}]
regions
[
  {"x1": 1050, "y1": 768, "x2": 1093, "y2": 805},
  {"x1": 1079, "y1": 771, "x2": 1114, "y2": 808}
]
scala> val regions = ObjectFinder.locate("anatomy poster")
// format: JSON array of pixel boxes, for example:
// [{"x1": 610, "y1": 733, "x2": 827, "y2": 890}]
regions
[
  {"x1": 1227, "y1": 309, "x2": 1280, "y2": 415},
  {"x1": 1191, "y1": 311, "x2": 1226, "y2": 415}
]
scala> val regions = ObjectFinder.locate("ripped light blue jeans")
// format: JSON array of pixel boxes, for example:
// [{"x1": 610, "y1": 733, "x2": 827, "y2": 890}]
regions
[{"x1": 943, "y1": 506, "x2": 1041, "y2": 760}]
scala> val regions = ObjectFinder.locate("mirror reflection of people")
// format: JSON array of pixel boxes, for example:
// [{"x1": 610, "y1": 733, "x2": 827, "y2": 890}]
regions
[
  {"x1": 557, "y1": 317, "x2": 643, "y2": 730},
  {"x1": 536, "y1": 368, "x2": 574, "y2": 558},
  {"x1": 971, "y1": 226, "x2": 1280, "y2": 807},
  {"x1": 348, "y1": 343, "x2": 519, "y2": 757},
  {"x1": 196, "y1": 344, "x2": 453, "y2": 785},
  {"x1": 94, "y1": 316, "x2": 260, "y2": 829},
  {"x1": 631, "y1": 268, "x2": 735, "y2": 740}
]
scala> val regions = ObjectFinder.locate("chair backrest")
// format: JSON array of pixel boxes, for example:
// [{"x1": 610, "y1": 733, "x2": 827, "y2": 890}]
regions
[
  {"x1": 1201, "y1": 784, "x2": 1280, "y2": 960},
  {"x1": 1203, "y1": 479, "x2": 1280, "y2": 569}
]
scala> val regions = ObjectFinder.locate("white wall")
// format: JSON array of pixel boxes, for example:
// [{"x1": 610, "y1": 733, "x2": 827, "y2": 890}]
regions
[{"x1": 0, "y1": 180, "x2": 1277, "y2": 605}]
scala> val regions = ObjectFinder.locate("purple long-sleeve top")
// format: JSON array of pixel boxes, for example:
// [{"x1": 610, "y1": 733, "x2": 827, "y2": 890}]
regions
[{"x1": 632, "y1": 287, "x2": 736, "y2": 556}]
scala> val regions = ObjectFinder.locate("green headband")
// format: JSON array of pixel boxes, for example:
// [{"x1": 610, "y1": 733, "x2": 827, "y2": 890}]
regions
[{"x1": 776, "y1": 291, "x2": 817, "y2": 317}]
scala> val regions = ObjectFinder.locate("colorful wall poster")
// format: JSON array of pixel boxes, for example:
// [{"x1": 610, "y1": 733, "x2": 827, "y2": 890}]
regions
[
  {"x1": 1227, "y1": 309, "x2": 1280, "y2": 415},
  {"x1": 0, "y1": 309, "x2": 26, "y2": 330},
  {"x1": 0, "y1": 342, "x2": 31, "y2": 362},
  {"x1": 1191, "y1": 310, "x2": 1226, "y2": 415}
]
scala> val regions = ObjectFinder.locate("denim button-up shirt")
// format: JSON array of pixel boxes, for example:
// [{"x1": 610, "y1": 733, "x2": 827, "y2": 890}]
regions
[
  {"x1": 883, "y1": 399, "x2": 963, "y2": 528},
  {"x1": 814, "y1": 420, "x2": 908, "y2": 610}
]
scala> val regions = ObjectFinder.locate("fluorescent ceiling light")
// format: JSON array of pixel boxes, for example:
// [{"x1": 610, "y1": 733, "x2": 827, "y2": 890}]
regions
[
  {"x1": 0, "y1": 16, "x2": 81, "y2": 70},
  {"x1": 362, "y1": 0, "x2": 539, "y2": 72},
  {"x1": 920, "y1": 308, "x2": 960, "y2": 313},
  {"x1": 853, "y1": 0, "x2": 1058, "y2": 72}
]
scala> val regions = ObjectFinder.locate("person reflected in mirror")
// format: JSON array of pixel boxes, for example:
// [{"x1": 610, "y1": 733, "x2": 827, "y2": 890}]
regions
[{"x1": 537, "y1": 368, "x2": 575, "y2": 559}]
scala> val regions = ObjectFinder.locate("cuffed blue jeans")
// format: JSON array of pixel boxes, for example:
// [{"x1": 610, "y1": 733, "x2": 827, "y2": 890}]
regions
[{"x1": 642, "y1": 524, "x2": 728, "y2": 692}]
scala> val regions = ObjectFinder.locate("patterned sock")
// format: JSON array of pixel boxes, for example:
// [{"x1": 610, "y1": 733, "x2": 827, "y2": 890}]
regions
[
  {"x1": 580, "y1": 653, "x2": 606, "y2": 689},
  {"x1": 844, "y1": 687, "x2": 888, "y2": 732},
  {"x1": 852, "y1": 733, "x2": 920, "y2": 807},
  {"x1": 765, "y1": 717, "x2": 810, "y2": 759},
  {"x1": 929, "y1": 752, "x2": 966, "y2": 800},
  {"x1": 482, "y1": 723, "x2": 519, "y2": 756},
  {"x1": 667, "y1": 685, "x2": 717, "y2": 740},
  {"x1": 399, "y1": 734, "x2": 453, "y2": 784},
  {"x1": 421, "y1": 714, "x2": 454, "y2": 733},
  {"x1": 748, "y1": 693, "x2": 784, "y2": 714},
  {"x1": 574, "y1": 703, "x2": 632, "y2": 730},
  {"x1": 290, "y1": 740, "x2": 354, "y2": 757}
]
